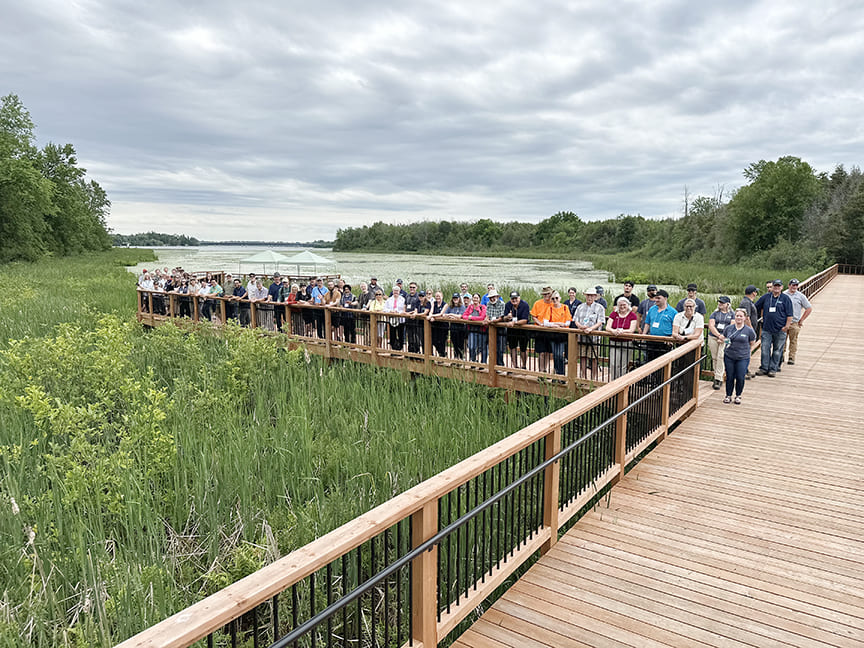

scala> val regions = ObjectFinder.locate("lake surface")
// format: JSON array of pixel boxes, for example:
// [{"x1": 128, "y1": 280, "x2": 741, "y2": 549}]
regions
[{"x1": 126, "y1": 246, "x2": 625, "y2": 293}]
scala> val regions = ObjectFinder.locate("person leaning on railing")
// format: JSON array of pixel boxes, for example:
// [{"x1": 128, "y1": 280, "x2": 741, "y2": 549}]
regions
[
  {"x1": 671, "y1": 299, "x2": 704, "y2": 345},
  {"x1": 367, "y1": 289, "x2": 387, "y2": 347},
  {"x1": 485, "y1": 290, "x2": 507, "y2": 366},
  {"x1": 542, "y1": 291, "x2": 572, "y2": 376},
  {"x1": 606, "y1": 297, "x2": 638, "y2": 380},
  {"x1": 642, "y1": 289, "x2": 676, "y2": 362},
  {"x1": 428, "y1": 291, "x2": 449, "y2": 357},
  {"x1": 462, "y1": 294, "x2": 489, "y2": 363},
  {"x1": 339, "y1": 284, "x2": 358, "y2": 343},
  {"x1": 571, "y1": 288, "x2": 606, "y2": 381},
  {"x1": 503, "y1": 291, "x2": 531, "y2": 369},
  {"x1": 231, "y1": 278, "x2": 250, "y2": 326}
]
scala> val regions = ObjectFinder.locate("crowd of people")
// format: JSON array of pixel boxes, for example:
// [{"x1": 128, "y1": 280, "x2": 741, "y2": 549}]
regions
[{"x1": 137, "y1": 268, "x2": 814, "y2": 398}]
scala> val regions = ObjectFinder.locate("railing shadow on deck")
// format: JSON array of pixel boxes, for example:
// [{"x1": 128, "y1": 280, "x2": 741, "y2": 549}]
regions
[{"x1": 119, "y1": 263, "x2": 849, "y2": 648}]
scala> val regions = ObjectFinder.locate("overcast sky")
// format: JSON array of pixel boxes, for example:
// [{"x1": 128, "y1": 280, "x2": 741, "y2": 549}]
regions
[{"x1": 3, "y1": 1, "x2": 863, "y2": 240}]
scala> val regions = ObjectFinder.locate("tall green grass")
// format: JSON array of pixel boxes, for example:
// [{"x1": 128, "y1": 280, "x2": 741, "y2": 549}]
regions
[{"x1": 0, "y1": 252, "x2": 563, "y2": 647}]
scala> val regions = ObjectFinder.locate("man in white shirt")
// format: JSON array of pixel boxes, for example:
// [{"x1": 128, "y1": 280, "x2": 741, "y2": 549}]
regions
[
  {"x1": 384, "y1": 285, "x2": 407, "y2": 350},
  {"x1": 783, "y1": 278, "x2": 813, "y2": 365}
]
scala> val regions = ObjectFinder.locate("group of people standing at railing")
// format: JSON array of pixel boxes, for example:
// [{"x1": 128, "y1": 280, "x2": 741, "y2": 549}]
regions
[{"x1": 137, "y1": 268, "x2": 814, "y2": 395}]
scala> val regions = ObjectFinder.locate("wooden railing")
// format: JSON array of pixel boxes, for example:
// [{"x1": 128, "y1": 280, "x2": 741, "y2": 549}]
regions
[
  {"x1": 136, "y1": 291, "x2": 687, "y2": 397},
  {"x1": 116, "y1": 339, "x2": 703, "y2": 648}
]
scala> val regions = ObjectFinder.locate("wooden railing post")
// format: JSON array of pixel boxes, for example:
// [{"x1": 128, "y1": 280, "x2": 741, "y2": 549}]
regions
[
  {"x1": 411, "y1": 501, "x2": 438, "y2": 648},
  {"x1": 370, "y1": 313, "x2": 379, "y2": 365},
  {"x1": 689, "y1": 347, "x2": 700, "y2": 416},
  {"x1": 660, "y1": 361, "x2": 672, "y2": 440},
  {"x1": 324, "y1": 308, "x2": 333, "y2": 360},
  {"x1": 541, "y1": 425, "x2": 562, "y2": 554},
  {"x1": 147, "y1": 292, "x2": 154, "y2": 319},
  {"x1": 612, "y1": 388, "x2": 629, "y2": 485},
  {"x1": 136, "y1": 290, "x2": 142, "y2": 320},
  {"x1": 423, "y1": 316, "x2": 432, "y2": 374},
  {"x1": 250, "y1": 302, "x2": 257, "y2": 328},
  {"x1": 567, "y1": 331, "x2": 578, "y2": 391},
  {"x1": 169, "y1": 293, "x2": 175, "y2": 318},
  {"x1": 193, "y1": 296, "x2": 200, "y2": 323},
  {"x1": 488, "y1": 323, "x2": 497, "y2": 387},
  {"x1": 219, "y1": 298, "x2": 226, "y2": 324}
]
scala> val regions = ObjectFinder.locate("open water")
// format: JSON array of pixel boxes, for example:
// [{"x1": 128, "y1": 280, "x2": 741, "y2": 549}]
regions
[{"x1": 126, "y1": 246, "x2": 621, "y2": 293}]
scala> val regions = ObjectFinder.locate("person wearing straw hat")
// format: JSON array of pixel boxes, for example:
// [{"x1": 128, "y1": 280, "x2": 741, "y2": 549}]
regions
[{"x1": 572, "y1": 287, "x2": 606, "y2": 381}]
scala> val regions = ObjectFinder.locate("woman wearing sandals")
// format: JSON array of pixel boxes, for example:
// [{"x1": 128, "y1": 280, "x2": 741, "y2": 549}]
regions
[{"x1": 723, "y1": 308, "x2": 757, "y2": 404}]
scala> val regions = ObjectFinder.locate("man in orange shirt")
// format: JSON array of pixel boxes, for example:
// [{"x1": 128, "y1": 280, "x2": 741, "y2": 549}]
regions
[{"x1": 531, "y1": 286, "x2": 555, "y2": 372}]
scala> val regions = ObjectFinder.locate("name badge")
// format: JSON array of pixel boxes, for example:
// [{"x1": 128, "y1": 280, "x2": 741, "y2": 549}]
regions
[
  {"x1": 717, "y1": 323, "x2": 725, "y2": 330},
  {"x1": 652, "y1": 321, "x2": 660, "y2": 328},
  {"x1": 769, "y1": 307, "x2": 776, "y2": 313}
]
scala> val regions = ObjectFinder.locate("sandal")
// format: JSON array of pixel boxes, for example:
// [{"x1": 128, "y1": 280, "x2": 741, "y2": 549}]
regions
[
  {"x1": 734, "y1": 396, "x2": 741, "y2": 405},
  {"x1": 723, "y1": 396, "x2": 732, "y2": 404}
]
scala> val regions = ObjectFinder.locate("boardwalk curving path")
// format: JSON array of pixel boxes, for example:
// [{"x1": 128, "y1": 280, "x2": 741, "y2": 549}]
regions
[{"x1": 453, "y1": 274, "x2": 864, "y2": 648}]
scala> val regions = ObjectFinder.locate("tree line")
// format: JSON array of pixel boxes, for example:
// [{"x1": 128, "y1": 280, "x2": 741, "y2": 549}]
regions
[
  {"x1": 0, "y1": 94, "x2": 113, "y2": 263},
  {"x1": 112, "y1": 232, "x2": 201, "y2": 247},
  {"x1": 333, "y1": 156, "x2": 864, "y2": 269}
]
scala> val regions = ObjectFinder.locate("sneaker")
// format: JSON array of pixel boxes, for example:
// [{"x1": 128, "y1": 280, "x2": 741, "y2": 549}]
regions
[
  {"x1": 756, "y1": 368, "x2": 768, "y2": 376},
  {"x1": 766, "y1": 371, "x2": 776, "y2": 377},
  {"x1": 723, "y1": 396, "x2": 732, "y2": 404},
  {"x1": 734, "y1": 396, "x2": 741, "y2": 405},
  {"x1": 788, "y1": 359, "x2": 795, "y2": 365},
  {"x1": 713, "y1": 380, "x2": 722, "y2": 390}
]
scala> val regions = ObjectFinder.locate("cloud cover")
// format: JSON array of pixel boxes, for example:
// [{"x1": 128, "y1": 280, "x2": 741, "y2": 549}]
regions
[{"x1": 3, "y1": 0, "x2": 863, "y2": 239}]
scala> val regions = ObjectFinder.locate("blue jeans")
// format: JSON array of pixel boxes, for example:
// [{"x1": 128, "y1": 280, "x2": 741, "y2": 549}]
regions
[
  {"x1": 550, "y1": 340, "x2": 566, "y2": 375},
  {"x1": 468, "y1": 330, "x2": 488, "y2": 363},
  {"x1": 760, "y1": 329, "x2": 787, "y2": 372},
  {"x1": 724, "y1": 355, "x2": 749, "y2": 396}
]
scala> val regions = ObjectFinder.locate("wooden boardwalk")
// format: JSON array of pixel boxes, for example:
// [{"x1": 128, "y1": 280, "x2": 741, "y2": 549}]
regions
[{"x1": 453, "y1": 274, "x2": 864, "y2": 647}]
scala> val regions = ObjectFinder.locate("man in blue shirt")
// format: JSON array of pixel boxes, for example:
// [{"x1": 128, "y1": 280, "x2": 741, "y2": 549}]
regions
[
  {"x1": 754, "y1": 279, "x2": 793, "y2": 377},
  {"x1": 642, "y1": 289, "x2": 676, "y2": 362}
]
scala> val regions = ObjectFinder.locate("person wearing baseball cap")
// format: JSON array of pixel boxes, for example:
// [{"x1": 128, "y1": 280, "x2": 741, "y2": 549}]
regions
[
  {"x1": 642, "y1": 288, "x2": 676, "y2": 362},
  {"x1": 707, "y1": 296, "x2": 734, "y2": 389},
  {"x1": 753, "y1": 279, "x2": 793, "y2": 376},
  {"x1": 783, "y1": 278, "x2": 813, "y2": 365},
  {"x1": 637, "y1": 284, "x2": 658, "y2": 330},
  {"x1": 675, "y1": 283, "x2": 707, "y2": 315}
]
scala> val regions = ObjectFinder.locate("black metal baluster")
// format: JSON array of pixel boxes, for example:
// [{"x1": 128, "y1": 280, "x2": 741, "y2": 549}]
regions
[
  {"x1": 273, "y1": 594, "x2": 279, "y2": 643},
  {"x1": 472, "y1": 476, "x2": 478, "y2": 591},
  {"x1": 446, "y1": 492, "x2": 452, "y2": 613},
  {"x1": 409, "y1": 519, "x2": 414, "y2": 645},
  {"x1": 397, "y1": 522, "x2": 403, "y2": 648},
  {"x1": 481, "y1": 469, "x2": 488, "y2": 582},
  {"x1": 310, "y1": 571, "x2": 317, "y2": 648},
  {"x1": 292, "y1": 584, "x2": 298, "y2": 648},
  {"x1": 437, "y1": 497, "x2": 443, "y2": 621},
  {"x1": 230, "y1": 619, "x2": 238, "y2": 648},
  {"x1": 207, "y1": 633, "x2": 214, "y2": 648},
  {"x1": 253, "y1": 606, "x2": 260, "y2": 648},
  {"x1": 341, "y1": 554, "x2": 347, "y2": 648},
  {"x1": 455, "y1": 484, "x2": 462, "y2": 607},
  {"x1": 384, "y1": 528, "x2": 390, "y2": 648},
  {"x1": 357, "y1": 544, "x2": 362, "y2": 643},
  {"x1": 507, "y1": 456, "x2": 516, "y2": 558},
  {"x1": 370, "y1": 536, "x2": 376, "y2": 647},
  {"x1": 326, "y1": 563, "x2": 333, "y2": 648}
]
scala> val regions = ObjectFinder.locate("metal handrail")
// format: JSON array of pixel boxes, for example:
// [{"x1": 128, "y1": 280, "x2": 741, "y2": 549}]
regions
[{"x1": 271, "y1": 349, "x2": 705, "y2": 647}]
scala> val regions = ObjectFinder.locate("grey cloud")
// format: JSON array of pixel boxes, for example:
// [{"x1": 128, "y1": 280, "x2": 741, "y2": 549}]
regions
[{"x1": 3, "y1": 0, "x2": 863, "y2": 239}]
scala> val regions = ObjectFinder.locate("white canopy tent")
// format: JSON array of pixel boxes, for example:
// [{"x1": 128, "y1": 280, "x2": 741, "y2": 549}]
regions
[
  {"x1": 283, "y1": 250, "x2": 335, "y2": 275},
  {"x1": 239, "y1": 249, "x2": 291, "y2": 275}
]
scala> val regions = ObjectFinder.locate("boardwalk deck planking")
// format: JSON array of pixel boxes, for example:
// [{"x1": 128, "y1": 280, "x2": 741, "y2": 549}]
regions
[{"x1": 452, "y1": 274, "x2": 864, "y2": 647}]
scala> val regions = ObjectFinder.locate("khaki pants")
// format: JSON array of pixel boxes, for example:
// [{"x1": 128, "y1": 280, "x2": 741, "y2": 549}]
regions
[
  {"x1": 786, "y1": 321, "x2": 801, "y2": 361},
  {"x1": 708, "y1": 335, "x2": 725, "y2": 381}
]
